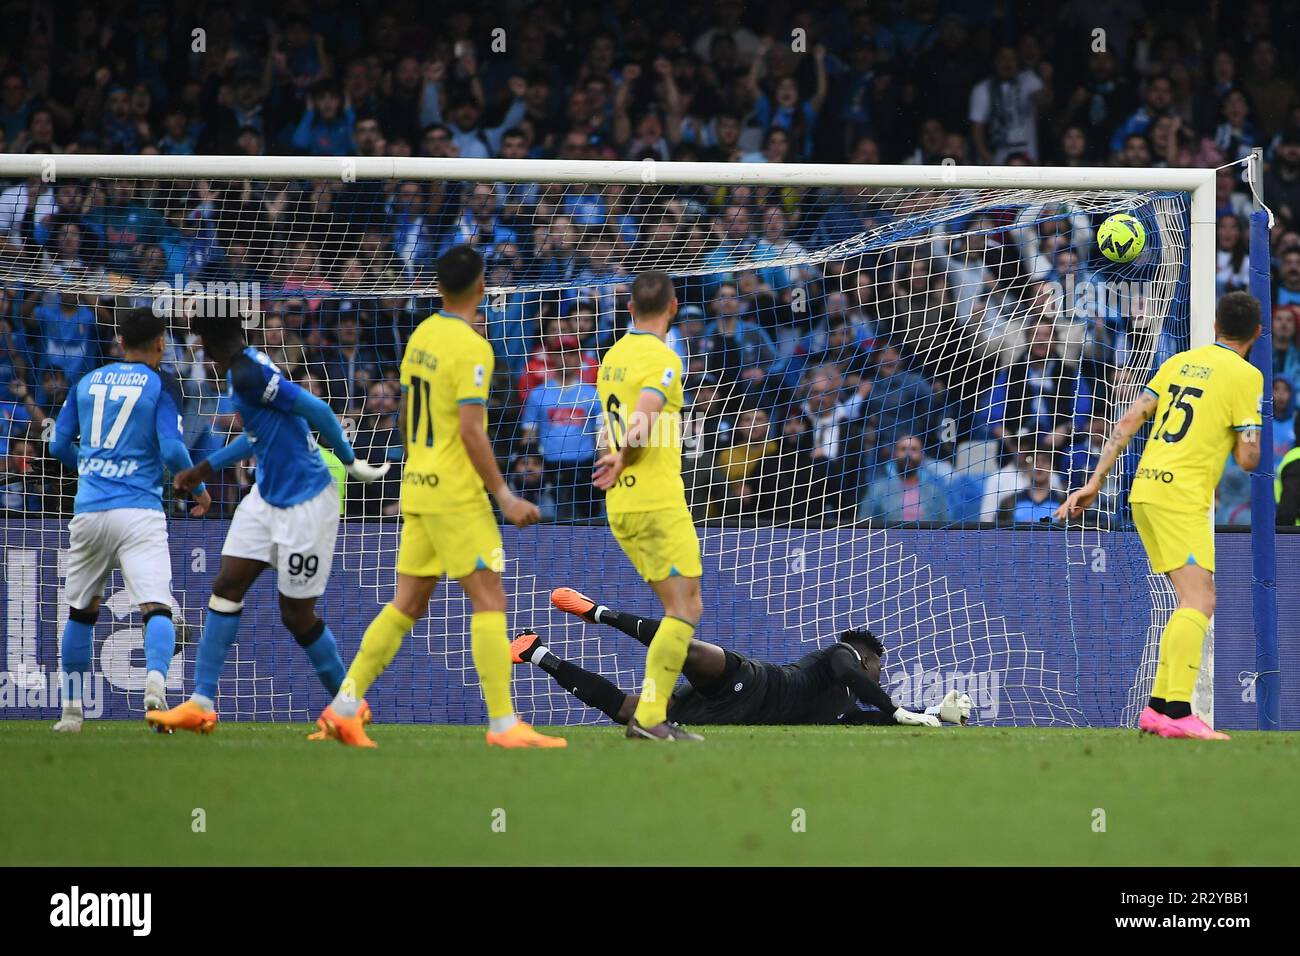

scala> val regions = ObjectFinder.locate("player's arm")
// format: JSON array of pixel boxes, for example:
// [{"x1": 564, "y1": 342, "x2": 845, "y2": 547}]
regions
[
  {"x1": 1232, "y1": 428, "x2": 1262, "y2": 472},
  {"x1": 155, "y1": 386, "x2": 211, "y2": 516},
  {"x1": 48, "y1": 392, "x2": 80, "y2": 470},
  {"x1": 455, "y1": 342, "x2": 539, "y2": 528},
  {"x1": 826, "y1": 645, "x2": 941, "y2": 727},
  {"x1": 593, "y1": 387, "x2": 665, "y2": 489},
  {"x1": 289, "y1": 390, "x2": 389, "y2": 482},
  {"x1": 1055, "y1": 389, "x2": 1159, "y2": 520},
  {"x1": 175, "y1": 431, "x2": 254, "y2": 493},
  {"x1": 459, "y1": 401, "x2": 538, "y2": 527}
]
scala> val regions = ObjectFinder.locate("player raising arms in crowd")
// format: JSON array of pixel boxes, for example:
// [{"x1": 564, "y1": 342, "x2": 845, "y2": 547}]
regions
[
  {"x1": 317, "y1": 245, "x2": 565, "y2": 749},
  {"x1": 1057, "y1": 290, "x2": 1264, "y2": 741},
  {"x1": 594, "y1": 270, "x2": 707, "y2": 740},
  {"x1": 512, "y1": 586, "x2": 971, "y2": 727},
  {"x1": 48, "y1": 308, "x2": 212, "y2": 732},
  {"x1": 146, "y1": 306, "x2": 390, "y2": 733}
]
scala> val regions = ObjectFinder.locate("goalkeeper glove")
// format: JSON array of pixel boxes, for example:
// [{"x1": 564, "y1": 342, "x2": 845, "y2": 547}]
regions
[
  {"x1": 928, "y1": 690, "x2": 973, "y2": 725},
  {"x1": 893, "y1": 707, "x2": 941, "y2": 728},
  {"x1": 345, "y1": 459, "x2": 391, "y2": 483}
]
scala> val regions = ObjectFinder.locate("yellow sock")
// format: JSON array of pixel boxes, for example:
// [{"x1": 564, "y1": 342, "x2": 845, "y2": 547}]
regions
[
  {"x1": 634, "y1": 616, "x2": 695, "y2": 727},
  {"x1": 1151, "y1": 655, "x2": 1169, "y2": 701},
  {"x1": 1159, "y1": 608, "x2": 1210, "y2": 704},
  {"x1": 342, "y1": 603, "x2": 414, "y2": 701},
  {"x1": 471, "y1": 611, "x2": 513, "y2": 720}
]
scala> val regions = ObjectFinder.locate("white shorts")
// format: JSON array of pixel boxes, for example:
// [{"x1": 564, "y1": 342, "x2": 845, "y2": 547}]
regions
[
  {"x1": 223, "y1": 483, "x2": 339, "y2": 599},
  {"x1": 65, "y1": 508, "x2": 173, "y2": 610}
]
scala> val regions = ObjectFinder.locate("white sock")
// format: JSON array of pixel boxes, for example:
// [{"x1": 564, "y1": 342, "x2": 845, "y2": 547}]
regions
[
  {"x1": 62, "y1": 701, "x2": 83, "y2": 717},
  {"x1": 191, "y1": 693, "x2": 215, "y2": 711},
  {"x1": 530, "y1": 646, "x2": 552, "y2": 669},
  {"x1": 489, "y1": 714, "x2": 518, "y2": 734},
  {"x1": 331, "y1": 693, "x2": 359, "y2": 718},
  {"x1": 146, "y1": 670, "x2": 166, "y2": 690}
]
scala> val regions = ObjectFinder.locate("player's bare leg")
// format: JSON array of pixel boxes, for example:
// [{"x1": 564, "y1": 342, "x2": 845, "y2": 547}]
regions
[
  {"x1": 620, "y1": 575, "x2": 704, "y2": 741},
  {"x1": 318, "y1": 572, "x2": 437, "y2": 746},
  {"x1": 461, "y1": 568, "x2": 565, "y2": 749},
  {"x1": 551, "y1": 585, "x2": 725, "y2": 686},
  {"x1": 53, "y1": 596, "x2": 101, "y2": 733},
  {"x1": 275, "y1": 592, "x2": 372, "y2": 739},
  {"x1": 1150, "y1": 563, "x2": 1227, "y2": 740},
  {"x1": 147, "y1": 556, "x2": 266, "y2": 734}
]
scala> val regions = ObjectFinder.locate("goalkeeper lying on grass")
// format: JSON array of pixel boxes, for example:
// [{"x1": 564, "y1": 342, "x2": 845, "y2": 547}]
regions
[{"x1": 511, "y1": 587, "x2": 971, "y2": 730}]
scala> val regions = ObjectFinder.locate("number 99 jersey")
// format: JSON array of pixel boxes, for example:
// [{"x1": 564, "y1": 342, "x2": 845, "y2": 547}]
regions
[
  {"x1": 399, "y1": 312, "x2": 495, "y2": 515},
  {"x1": 1131, "y1": 343, "x2": 1263, "y2": 515},
  {"x1": 596, "y1": 328, "x2": 686, "y2": 515}
]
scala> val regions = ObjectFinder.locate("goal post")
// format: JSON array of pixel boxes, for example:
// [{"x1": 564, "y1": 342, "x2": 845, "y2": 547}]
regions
[{"x1": 0, "y1": 154, "x2": 1231, "y2": 728}]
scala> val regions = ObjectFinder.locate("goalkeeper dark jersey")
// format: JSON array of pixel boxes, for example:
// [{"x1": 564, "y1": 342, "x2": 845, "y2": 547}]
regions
[{"x1": 666, "y1": 643, "x2": 898, "y2": 726}]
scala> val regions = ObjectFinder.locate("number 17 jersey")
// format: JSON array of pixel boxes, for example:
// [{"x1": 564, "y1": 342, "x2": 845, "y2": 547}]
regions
[
  {"x1": 399, "y1": 311, "x2": 494, "y2": 514},
  {"x1": 1130, "y1": 343, "x2": 1262, "y2": 514}
]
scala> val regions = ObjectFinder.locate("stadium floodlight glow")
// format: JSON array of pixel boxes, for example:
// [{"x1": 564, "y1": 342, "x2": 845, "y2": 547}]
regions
[{"x1": 0, "y1": 154, "x2": 1226, "y2": 728}]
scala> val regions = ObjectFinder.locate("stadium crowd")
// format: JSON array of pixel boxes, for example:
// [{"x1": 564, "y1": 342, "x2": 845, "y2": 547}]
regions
[{"x1": 0, "y1": 0, "x2": 1298, "y2": 527}]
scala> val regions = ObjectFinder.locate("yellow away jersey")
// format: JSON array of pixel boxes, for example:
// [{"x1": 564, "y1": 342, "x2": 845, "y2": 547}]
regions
[
  {"x1": 1130, "y1": 343, "x2": 1263, "y2": 514},
  {"x1": 597, "y1": 329, "x2": 686, "y2": 514},
  {"x1": 399, "y1": 311, "x2": 494, "y2": 514}
]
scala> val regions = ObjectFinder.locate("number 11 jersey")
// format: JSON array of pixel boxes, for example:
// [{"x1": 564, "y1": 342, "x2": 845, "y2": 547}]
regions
[
  {"x1": 399, "y1": 311, "x2": 494, "y2": 515},
  {"x1": 1131, "y1": 343, "x2": 1262, "y2": 515}
]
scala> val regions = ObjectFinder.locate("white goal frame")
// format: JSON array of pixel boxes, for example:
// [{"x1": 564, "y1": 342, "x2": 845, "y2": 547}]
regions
[{"x1": 0, "y1": 154, "x2": 1219, "y2": 724}]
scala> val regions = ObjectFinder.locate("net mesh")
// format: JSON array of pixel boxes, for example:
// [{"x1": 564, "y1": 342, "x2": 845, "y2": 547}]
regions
[{"x1": 0, "y1": 172, "x2": 1196, "y2": 726}]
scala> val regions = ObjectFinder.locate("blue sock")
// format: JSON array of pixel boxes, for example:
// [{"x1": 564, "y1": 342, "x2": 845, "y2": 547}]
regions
[
  {"x1": 302, "y1": 625, "x2": 346, "y2": 696},
  {"x1": 194, "y1": 609, "x2": 241, "y2": 700},
  {"x1": 60, "y1": 618, "x2": 93, "y2": 702},
  {"x1": 143, "y1": 613, "x2": 176, "y2": 677}
]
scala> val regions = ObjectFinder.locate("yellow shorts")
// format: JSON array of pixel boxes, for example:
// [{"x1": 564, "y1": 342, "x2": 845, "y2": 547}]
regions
[
  {"x1": 608, "y1": 506, "x2": 703, "y2": 582},
  {"x1": 1132, "y1": 501, "x2": 1215, "y2": 575},
  {"x1": 396, "y1": 506, "x2": 504, "y2": 580}
]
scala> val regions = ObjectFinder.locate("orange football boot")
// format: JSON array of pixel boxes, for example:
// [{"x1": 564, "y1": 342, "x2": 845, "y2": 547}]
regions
[
  {"x1": 486, "y1": 721, "x2": 568, "y2": 749},
  {"x1": 510, "y1": 629, "x2": 544, "y2": 664},
  {"x1": 315, "y1": 702, "x2": 377, "y2": 748},
  {"x1": 550, "y1": 587, "x2": 599, "y2": 622},
  {"x1": 308, "y1": 698, "x2": 371, "y2": 740},
  {"x1": 145, "y1": 699, "x2": 217, "y2": 735}
]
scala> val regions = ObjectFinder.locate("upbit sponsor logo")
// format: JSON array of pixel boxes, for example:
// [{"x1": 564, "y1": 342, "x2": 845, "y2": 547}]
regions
[{"x1": 79, "y1": 458, "x2": 141, "y2": 478}]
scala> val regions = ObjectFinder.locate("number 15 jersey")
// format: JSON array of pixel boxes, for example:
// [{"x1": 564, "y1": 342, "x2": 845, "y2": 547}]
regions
[
  {"x1": 1130, "y1": 343, "x2": 1262, "y2": 515},
  {"x1": 399, "y1": 311, "x2": 494, "y2": 515},
  {"x1": 597, "y1": 328, "x2": 686, "y2": 515}
]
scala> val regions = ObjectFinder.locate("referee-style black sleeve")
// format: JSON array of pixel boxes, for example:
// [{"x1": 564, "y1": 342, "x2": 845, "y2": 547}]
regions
[
  {"x1": 1279, "y1": 460, "x2": 1300, "y2": 526},
  {"x1": 828, "y1": 644, "x2": 898, "y2": 716}
]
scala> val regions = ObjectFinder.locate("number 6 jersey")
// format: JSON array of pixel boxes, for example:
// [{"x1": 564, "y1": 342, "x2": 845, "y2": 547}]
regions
[
  {"x1": 1130, "y1": 342, "x2": 1263, "y2": 514},
  {"x1": 399, "y1": 311, "x2": 494, "y2": 514},
  {"x1": 596, "y1": 328, "x2": 686, "y2": 515}
]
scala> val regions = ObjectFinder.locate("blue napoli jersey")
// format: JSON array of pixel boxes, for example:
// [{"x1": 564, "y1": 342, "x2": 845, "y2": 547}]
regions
[
  {"x1": 227, "y1": 347, "x2": 331, "y2": 507},
  {"x1": 57, "y1": 362, "x2": 184, "y2": 513}
]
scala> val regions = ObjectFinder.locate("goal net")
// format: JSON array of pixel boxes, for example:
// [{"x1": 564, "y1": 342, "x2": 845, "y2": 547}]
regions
[{"x1": 0, "y1": 157, "x2": 1214, "y2": 727}]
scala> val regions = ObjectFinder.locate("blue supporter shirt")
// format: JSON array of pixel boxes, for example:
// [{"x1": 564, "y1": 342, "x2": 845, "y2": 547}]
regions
[
  {"x1": 1010, "y1": 489, "x2": 1065, "y2": 524},
  {"x1": 53, "y1": 362, "x2": 187, "y2": 514},
  {"x1": 226, "y1": 347, "x2": 332, "y2": 507},
  {"x1": 522, "y1": 379, "x2": 601, "y2": 463},
  {"x1": 35, "y1": 302, "x2": 96, "y2": 382}
]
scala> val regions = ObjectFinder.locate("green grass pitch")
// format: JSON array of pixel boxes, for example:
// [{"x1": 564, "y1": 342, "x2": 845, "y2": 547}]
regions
[{"x1": 5, "y1": 721, "x2": 1299, "y2": 866}]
